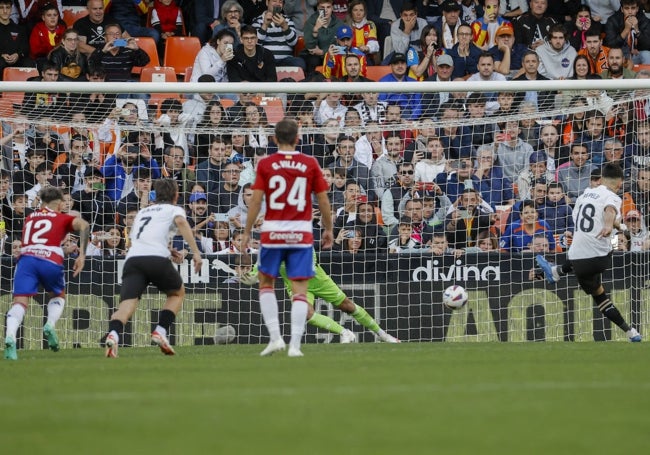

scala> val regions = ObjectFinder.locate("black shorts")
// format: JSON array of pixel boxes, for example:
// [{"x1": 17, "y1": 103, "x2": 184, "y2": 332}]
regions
[
  {"x1": 571, "y1": 255, "x2": 611, "y2": 295},
  {"x1": 120, "y1": 256, "x2": 183, "y2": 300}
]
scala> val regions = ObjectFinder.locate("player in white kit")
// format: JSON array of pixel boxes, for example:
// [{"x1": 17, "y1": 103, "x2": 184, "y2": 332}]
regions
[
  {"x1": 104, "y1": 179, "x2": 204, "y2": 357},
  {"x1": 536, "y1": 163, "x2": 642, "y2": 341}
]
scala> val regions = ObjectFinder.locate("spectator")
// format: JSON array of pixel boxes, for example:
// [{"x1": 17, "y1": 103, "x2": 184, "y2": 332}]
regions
[
  {"x1": 333, "y1": 179, "x2": 366, "y2": 234},
  {"x1": 153, "y1": 98, "x2": 191, "y2": 163},
  {"x1": 370, "y1": 131, "x2": 403, "y2": 199},
  {"x1": 377, "y1": 53, "x2": 422, "y2": 121},
  {"x1": 414, "y1": 136, "x2": 448, "y2": 184},
  {"x1": 322, "y1": 25, "x2": 367, "y2": 79},
  {"x1": 600, "y1": 46, "x2": 637, "y2": 80},
  {"x1": 516, "y1": 150, "x2": 554, "y2": 201},
  {"x1": 409, "y1": 24, "x2": 439, "y2": 81},
  {"x1": 585, "y1": 0, "x2": 621, "y2": 25},
  {"x1": 6, "y1": 193, "x2": 31, "y2": 239},
  {"x1": 195, "y1": 136, "x2": 230, "y2": 193},
  {"x1": 253, "y1": 0, "x2": 304, "y2": 69},
  {"x1": 435, "y1": 150, "x2": 481, "y2": 203},
  {"x1": 327, "y1": 135, "x2": 370, "y2": 192},
  {"x1": 243, "y1": 104, "x2": 269, "y2": 148},
  {"x1": 88, "y1": 23, "x2": 151, "y2": 82},
  {"x1": 445, "y1": 187, "x2": 495, "y2": 249},
  {"x1": 239, "y1": 147, "x2": 267, "y2": 187},
  {"x1": 0, "y1": 113, "x2": 29, "y2": 171},
  {"x1": 435, "y1": 1, "x2": 463, "y2": 50},
  {"x1": 191, "y1": 29, "x2": 236, "y2": 84},
  {"x1": 160, "y1": 145, "x2": 196, "y2": 197},
  {"x1": 109, "y1": 0, "x2": 159, "y2": 42},
  {"x1": 537, "y1": 124, "x2": 566, "y2": 172},
  {"x1": 315, "y1": 92, "x2": 348, "y2": 126},
  {"x1": 74, "y1": 0, "x2": 117, "y2": 54},
  {"x1": 354, "y1": 120, "x2": 385, "y2": 169},
  {"x1": 435, "y1": 101, "x2": 472, "y2": 160},
  {"x1": 626, "y1": 120, "x2": 650, "y2": 171},
  {"x1": 192, "y1": 100, "x2": 229, "y2": 161},
  {"x1": 538, "y1": 181, "x2": 574, "y2": 249},
  {"x1": 192, "y1": 0, "x2": 221, "y2": 44},
  {"x1": 445, "y1": 22, "x2": 482, "y2": 79},
  {"x1": 467, "y1": 52, "x2": 507, "y2": 113},
  {"x1": 499, "y1": 199, "x2": 555, "y2": 252},
  {"x1": 475, "y1": 144, "x2": 515, "y2": 208},
  {"x1": 21, "y1": 61, "x2": 68, "y2": 118},
  {"x1": 388, "y1": 216, "x2": 422, "y2": 253},
  {"x1": 24, "y1": 162, "x2": 54, "y2": 208},
  {"x1": 495, "y1": 119, "x2": 535, "y2": 182},
  {"x1": 53, "y1": 134, "x2": 96, "y2": 192},
  {"x1": 72, "y1": 166, "x2": 115, "y2": 232},
  {"x1": 210, "y1": 2, "x2": 244, "y2": 45},
  {"x1": 568, "y1": 6, "x2": 603, "y2": 52},
  {"x1": 513, "y1": 0, "x2": 556, "y2": 49},
  {"x1": 48, "y1": 28, "x2": 89, "y2": 81},
  {"x1": 465, "y1": 93, "x2": 496, "y2": 147},
  {"x1": 0, "y1": 0, "x2": 33, "y2": 79},
  {"x1": 346, "y1": 0, "x2": 380, "y2": 62},
  {"x1": 208, "y1": 161, "x2": 242, "y2": 215},
  {"x1": 556, "y1": 142, "x2": 597, "y2": 201},
  {"x1": 421, "y1": 54, "x2": 455, "y2": 118},
  {"x1": 12, "y1": 146, "x2": 45, "y2": 195},
  {"x1": 303, "y1": 0, "x2": 345, "y2": 75},
  {"x1": 227, "y1": 25, "x2": 277, "y2": 82},
  {"x1": 512, "y1": 51, "x2": 554, "y2": 110},
  {"x1": 470, "y1": 0, "x2": 510, "y2": 50},
  {"x1": 115, "y1": 167, "x2": 152, "y2": 220},
  {"x1": 489, "y1": 22, "x2": 528, "y2": 77},
  {"x1": 382, "y1": 103, "x2": 414, "y2": 146},
  {"x1": 630, "y1": 166, "x2": 650, "y2": 228},
  {"x1": 579, "y1": 110, "x2": 610, "y2": 165},
  {"x1": 577, "y1": 29, "x2": 610, "y2": 76},
  {"x1": 380, "y1": 161, "x2": 417, "y2": 229},
  {"x1": 604, "y1": 0, "x2": 650, "y2": 65},
  {"x1": 535, "y1": 24, "x2": 577, "y2": 80},
  {"x1": 344, "y1": 199, "x2": 387, "y2": 251},
  {"x1": 29, "y1": 3, "x2": 65, "y2": 61},
  {"x1": 151, "y1": 0, "x2": 184, "y2": 56},
  {"x1": 387, "y1": 2, "x2": 428, "y2": 59},
  {"x1": 101, "y1": 133, "x2": 162, "y2": 201},
  {"x1": 352, "y1": 92, "x2": 386, "y2": 125},
  {"x1": 624, "y1": 209, "x2": 648, "y2": 250}
]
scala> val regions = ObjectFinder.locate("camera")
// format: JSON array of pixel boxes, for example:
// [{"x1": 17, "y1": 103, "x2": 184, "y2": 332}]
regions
[{"x1": 82, "y1": 152, "x2": 94, "y2": 163}]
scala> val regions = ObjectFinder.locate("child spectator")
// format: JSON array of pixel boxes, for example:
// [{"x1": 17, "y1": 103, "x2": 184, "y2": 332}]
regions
[
  {"x1": 151, "y1": 0, "x2": 184, "y2": 56},
  {"x1": 29, "y1": 3, "x2": 65, "y2": 61},
  {"x1": 388, "y1": 217, "x2": 421, "y2": 253},
  {"x1": 499, "y1": 199, "x2": 556, "y2": 252},
  {"x1": 414, "y1": 137, "x2": 447, "y2": 183},
  {"x1": 538, "y1": 182, "x2": 574, "y2": 251}
]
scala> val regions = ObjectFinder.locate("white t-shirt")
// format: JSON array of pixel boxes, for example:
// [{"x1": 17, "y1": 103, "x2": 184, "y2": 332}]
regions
[
  {"x1": 126, "y1": 203, "x2": 186, "y2": 259},
  {"x1": 568, "y1": 185, "x2": 621, "y2": 260}
]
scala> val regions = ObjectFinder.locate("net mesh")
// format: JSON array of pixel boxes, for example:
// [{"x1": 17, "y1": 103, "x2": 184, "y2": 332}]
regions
[{"x1": 1, "y1": 79, "x2": 650, "y2": 348}]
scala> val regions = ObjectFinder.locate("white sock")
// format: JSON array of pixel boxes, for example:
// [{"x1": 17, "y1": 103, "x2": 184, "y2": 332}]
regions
[
  {"x1": 154, "y1": 325, "x2": 167, "y2": 337},
  {"x1": 289, "y1": 295, "x2": 308, "y2": 350},
  {"x1": 108, "y1": 330, "x2": 119, "y2": 343},
  {"x1": 6, "y1": 304, "x2": 26, "y2": 340},
  {"x1": 260, "y1": 288, "x2": 281, "y2": 341},
  {"x1": 46, "y1": 297, "x2": 65, "y2": 327}
]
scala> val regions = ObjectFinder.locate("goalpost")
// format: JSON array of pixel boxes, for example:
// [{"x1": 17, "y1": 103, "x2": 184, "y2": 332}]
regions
[{"x1": 1, "y1": 78, "x2": 650, "y2": 349}]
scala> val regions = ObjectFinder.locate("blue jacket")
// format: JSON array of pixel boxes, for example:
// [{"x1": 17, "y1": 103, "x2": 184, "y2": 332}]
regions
[
  {"x1": 435, "y1": 171, "x2": 481, "y2": 203},
  {"x1": 378, "y1": 73, "x2": 423, "y2": 120},
  {"x1": 499, "y1": 219, "x2": 556, "y2": 252},
  {"x1": 476, "y1": 165, "x2": 514, "y2": 208},
  {"x1": 538, "y1": 197, "x2": 574, "y2": 234},
  {"x1": 101, "y1": 155, "x2": 161, "y2": 201}
]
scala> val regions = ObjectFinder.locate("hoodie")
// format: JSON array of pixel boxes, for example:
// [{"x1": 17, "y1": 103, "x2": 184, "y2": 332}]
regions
[{"x1": 536, "y1": 40, "x2": 576, "y2": 80}]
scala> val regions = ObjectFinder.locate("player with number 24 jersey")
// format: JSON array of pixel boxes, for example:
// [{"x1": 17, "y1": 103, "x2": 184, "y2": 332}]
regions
[{"x1": 252, "y1": 150, "x2": 329, "y2": 248}]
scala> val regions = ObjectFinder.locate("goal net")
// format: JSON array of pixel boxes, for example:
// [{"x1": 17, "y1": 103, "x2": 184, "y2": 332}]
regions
[{"x1": 1, "y1": 77, "x2": 650, "y2": 349}]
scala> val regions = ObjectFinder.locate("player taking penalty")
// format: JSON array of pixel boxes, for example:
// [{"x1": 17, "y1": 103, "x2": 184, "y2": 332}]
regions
[
  {"x1": 536, "y1": 163, "x2": 642, "y2": 342},
  {"x1": 4, "y1": 187, "x2": 90, "y2": 361},
  {"x1": 241, "y1": 118, "x2": 334, "y2": 357},
  {"x1": 104, "y1": 179, "x2": 203, "y2": 358}
]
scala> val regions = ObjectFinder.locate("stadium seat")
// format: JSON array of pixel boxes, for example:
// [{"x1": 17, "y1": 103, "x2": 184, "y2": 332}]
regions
[
  {"x1": 253, "y1": 97, "x2": 285, "y2": 125},
  {"x1": 62, "y1": 8, "x2": 88, "y2": 28},
  {"x1": 366, "y1": 65, "x2": 392, "y2": 81},
  {"x1": 140, "y1": 66, "x2": 177, "y2": 82},
  {"x1": 383, "y1": 36, "x2": 393, "y2": 59},
  {"x1": 183, "y1": 66, "x2": 193, "y2": 83},
  {"x1": 634, "y1": 64, "x2": 650, "y2": 73},
  {"x1": 2, "y1": 67, "x2": 39, "y2": 105},
  {"x1": 294, "y1": 35, "x2": 305, "y2": 57},
  {"x1": 132, "y1": 37, "x2": 160, "y2": 75},
  {"x1": 164, "y1": 37, "x2": 201, "y2": 76},
  {"x1": 276, "y1": 66, "x2": 305, "y2": 82},
  {"x1": 315, "y1": 65, "x2": 324, "y2": 75}
]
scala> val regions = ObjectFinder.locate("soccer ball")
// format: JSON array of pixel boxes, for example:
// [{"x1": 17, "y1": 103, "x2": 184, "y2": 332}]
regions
[{"x1": 442, "y1": 285, "x2": 468, "y2": 310}]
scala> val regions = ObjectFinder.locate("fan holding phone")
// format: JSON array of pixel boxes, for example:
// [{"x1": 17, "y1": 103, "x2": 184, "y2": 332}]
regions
[{"x1": 252, "y1": 0, "x2": 305, "y2": 69}]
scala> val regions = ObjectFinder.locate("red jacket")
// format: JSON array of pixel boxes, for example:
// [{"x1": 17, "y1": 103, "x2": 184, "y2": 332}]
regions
[{"x1": 29, "y1": 21, "x2": 65, "y2": 59}]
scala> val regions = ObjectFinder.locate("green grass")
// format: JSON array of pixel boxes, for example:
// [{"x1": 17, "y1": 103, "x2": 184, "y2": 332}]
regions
[{"x1": 1, "y1": 343, "x2": 649, "y2": 455}]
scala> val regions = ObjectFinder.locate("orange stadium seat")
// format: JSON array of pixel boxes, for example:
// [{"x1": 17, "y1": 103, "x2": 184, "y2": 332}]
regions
[
  {"x1": 140, "y1": 66, "x2": 177, "y2": 82},
  {"x1": 2, "y1": 67, "x2": 39, "y2": 105},
  {"x1": 276, "y1": 66, "x2": 305, "y2": 82},
  {"x1": 183, "y1": 66, "x2": 193, "y2": 83},
  {"x1": 366, "y1": 65, "x2": 392, "y2": 81},
  {"x1": 294, "y1": 36, "x2": 305, "y2": 57},
  {"x1": 62, "y1": 8, "x2": 88, "y2": 28},
  {"x1": 164, "y1": 37, "x2": 201, "y2": 76},
  {"x1": 132, "y1": 37, "x2": 160, "y2": 75},
  {"x1": 253, "y1": 97, "x2": 285, "y2": 125}
]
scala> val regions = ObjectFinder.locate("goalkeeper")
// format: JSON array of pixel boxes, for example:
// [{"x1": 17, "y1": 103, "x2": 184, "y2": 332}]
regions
[{"x1": 242, "y1": 257, "x2": 399, "y2": 343}]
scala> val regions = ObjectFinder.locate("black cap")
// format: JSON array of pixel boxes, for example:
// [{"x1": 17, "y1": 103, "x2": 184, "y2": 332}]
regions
[
  {"x1": 442, "y1": 0, "x2": 462, "y2": 12},
  {"x1": 389, "y1": 53, "x2": 407, "y2": 64}
]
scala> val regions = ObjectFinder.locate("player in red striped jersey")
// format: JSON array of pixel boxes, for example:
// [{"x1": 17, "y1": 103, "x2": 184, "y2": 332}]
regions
[{"x1": 242, "y1": 118, "x2": 334, "y2": 357}]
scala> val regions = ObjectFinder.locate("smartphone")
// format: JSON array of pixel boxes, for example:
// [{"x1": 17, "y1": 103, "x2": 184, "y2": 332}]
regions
[
  {"x1": 457, "y1": 209, "x2": 470, "y2": 219},
  {"x1": 149, "y1": 190, "x2": 156, "y2": 202},
  {"x1": 318, "y1": 8, "x2": 325, "y2": 19},
  {"x1": 346, "y1": 231, "x2": 356, "y2": 238},
  {"x1": 126, "y1": 145, "x2": 140, "y2": 154},
  {"x1": 225, "y1": 43, "x2": 233, "y2": 52},
  {"x1": 333, "y1": 45, "x2": 347, "y2": 55},
  {"x1": 273, "y1": 6, "x2": 282, "y2": 14},
  {"x1": 113, "y1": 38, "x2": 127, "y2": 47},
  {"x1": 213, "y1": 213, "x2": 229, "y2": 222}
]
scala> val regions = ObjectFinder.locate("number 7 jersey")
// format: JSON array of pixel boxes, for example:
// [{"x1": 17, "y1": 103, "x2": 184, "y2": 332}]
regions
[
  {"x1": 126, "y1": 203, "x2": 186, "y2": 259},
  {"x1": 568, "y1": 185, "x2": 621, "y2": 260},
  {"x1": 252, "y1": 151, "x2": 329, "y2": 248}
]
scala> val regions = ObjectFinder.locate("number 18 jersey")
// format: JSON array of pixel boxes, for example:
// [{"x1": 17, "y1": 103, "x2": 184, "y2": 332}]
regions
[
  {"x1": 569, "y1": 185, "x2": 621, "y2": 260},
  {"x1": 252, "y1": 151, "x2": 329, "y2": 248},
  {"x1": 126, "y1": 203, "x2": 186, "y2": 259}
]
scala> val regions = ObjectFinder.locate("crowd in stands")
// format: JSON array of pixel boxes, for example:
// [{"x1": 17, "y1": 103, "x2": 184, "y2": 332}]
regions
[{"x1": 3, "y1": 0, "x2": 650, "y2": 258}]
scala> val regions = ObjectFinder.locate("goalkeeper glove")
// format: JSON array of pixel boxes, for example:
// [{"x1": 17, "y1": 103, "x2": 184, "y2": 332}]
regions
[{"x1": 240, "y1": 271, "x2": 259, "y2": 286}]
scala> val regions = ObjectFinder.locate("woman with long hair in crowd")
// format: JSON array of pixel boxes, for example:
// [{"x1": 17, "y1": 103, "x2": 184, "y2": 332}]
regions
[{"x1": 194, "y1": 100, "x2": 228, "y2": 161}]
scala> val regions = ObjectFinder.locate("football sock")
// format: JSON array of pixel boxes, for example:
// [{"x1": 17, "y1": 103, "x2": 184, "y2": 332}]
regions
[
  {"x1": 108, "y1": 319, "x2": 124, "y2": 343},
  {"x1": 6, "y1": 304, "x2": 26, "y2": 340},
  {"x1": 594, "y1": 292, "x2": 630, "y2": 332},
  {"x1": 46, "y1": 297, "x2": 65, "y2": 327},
  {"x1": 289, "y1": 294, "x2": 308, "y2": 350},
  {"x1": 156, "y1": 309, "x2": 176, "y2": 334},
  {"x1": 260, "y1": 287, "x2": 281, "y2": 341},
  {"x1": 308, "y1": 313, "x2": 344, "y2": 334},
  {"x1": 351, "y1": 304, "x2": 380, "y2": 332}
]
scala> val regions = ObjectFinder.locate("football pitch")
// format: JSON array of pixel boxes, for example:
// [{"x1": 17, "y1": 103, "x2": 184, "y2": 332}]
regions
[{"x1": 1, "y1": 343, "x2": 649, "y2": 455}]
